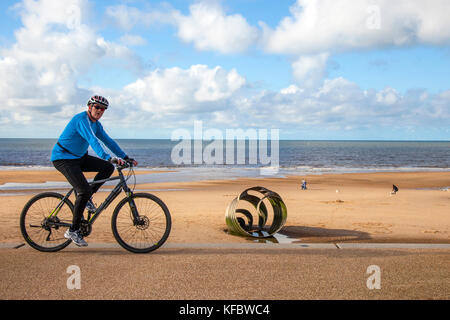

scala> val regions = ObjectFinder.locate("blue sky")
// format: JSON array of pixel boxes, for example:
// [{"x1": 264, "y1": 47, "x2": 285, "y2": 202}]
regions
[{"x1": 0, "y1": 0, "x2": 449, "y2": 140}]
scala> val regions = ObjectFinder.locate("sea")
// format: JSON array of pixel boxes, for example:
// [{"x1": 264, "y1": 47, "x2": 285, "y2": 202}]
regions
[{"x1": 0, "y1": 138, "x2": 449, "y2": 190}]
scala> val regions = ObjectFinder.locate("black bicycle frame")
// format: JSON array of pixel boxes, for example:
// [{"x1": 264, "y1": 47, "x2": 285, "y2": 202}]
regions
[{"x1": 54, "y1": 168, "x2": 139, "y2": 226}]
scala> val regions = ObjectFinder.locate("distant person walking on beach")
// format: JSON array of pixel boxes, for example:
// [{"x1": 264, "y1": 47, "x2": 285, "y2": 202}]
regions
[
  {"x1": 301, "y1": 179, "x2": 307, "y2": 190},
  {"x1": 51, "y1": 95, "x2": 138, "y2": 247},
  {"x1": 391, "y1": 184, "x2": 399, "y2": 195}
]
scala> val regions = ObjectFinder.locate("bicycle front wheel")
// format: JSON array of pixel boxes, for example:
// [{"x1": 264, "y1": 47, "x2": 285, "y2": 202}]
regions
[
  {"x1": 20, "y1": 192, "x2": 73, "y2": 252},
  {"x1": 111, "y1": 193, "x2": 171, "y2": 253}
]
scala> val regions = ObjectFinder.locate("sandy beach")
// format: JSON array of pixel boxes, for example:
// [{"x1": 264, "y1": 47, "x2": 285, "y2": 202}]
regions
[{"x1": 0, "y1": 170, "x2": 449, "y2": 245}]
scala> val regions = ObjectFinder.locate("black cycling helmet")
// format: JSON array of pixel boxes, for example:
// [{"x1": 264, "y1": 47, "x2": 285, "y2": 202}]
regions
[{"x1": 87, "y1": 95, "x2": 109, "y2": 108}]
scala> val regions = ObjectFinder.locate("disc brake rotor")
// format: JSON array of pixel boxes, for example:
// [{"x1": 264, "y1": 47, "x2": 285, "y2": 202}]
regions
[{"x1": 136, "y1": 216, "x2": 149, "y2": 230}]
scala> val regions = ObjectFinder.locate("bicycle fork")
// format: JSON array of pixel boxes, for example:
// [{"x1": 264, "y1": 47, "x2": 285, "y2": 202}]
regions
[{"x1": 123, "y1": 187, "x2": 141, "y2": 225}]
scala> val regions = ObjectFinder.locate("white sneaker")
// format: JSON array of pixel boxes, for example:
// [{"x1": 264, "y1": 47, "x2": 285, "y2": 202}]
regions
[{"x1": 64, "y1": 229, "x2": 88, "y2": 247}]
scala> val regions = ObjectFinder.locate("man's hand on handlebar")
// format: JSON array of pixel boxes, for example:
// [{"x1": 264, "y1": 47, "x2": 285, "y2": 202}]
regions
[
  {"x1": 109, "y1": 157, "x2": 125, "y2": 166},
  {"x1": 124, "y1": 156, "x2": 138, "y2": 167},
  {"x1": 109, "y1": 156, "x2": 138, "y2": 167}
]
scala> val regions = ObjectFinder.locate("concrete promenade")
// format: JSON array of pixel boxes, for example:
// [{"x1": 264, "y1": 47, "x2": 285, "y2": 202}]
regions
[{"x1": 1, "y1": 242, "x2": 449, "y2": 300}]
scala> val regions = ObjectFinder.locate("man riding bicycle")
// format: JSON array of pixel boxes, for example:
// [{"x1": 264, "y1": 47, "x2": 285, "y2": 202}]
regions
[{"x1": 51, "y1": 95, "x2": 138, "y2": 247}]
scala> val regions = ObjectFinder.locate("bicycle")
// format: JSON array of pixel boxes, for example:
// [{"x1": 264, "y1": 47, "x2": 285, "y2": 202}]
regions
[{"x1": 20, "y1": 161, "x2": 171, "y2": 253}]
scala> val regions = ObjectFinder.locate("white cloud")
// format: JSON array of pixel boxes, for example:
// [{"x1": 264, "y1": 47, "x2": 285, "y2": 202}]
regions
[
  {"x1": 0, "y1": 0, "x2": 138, "y2": 114},
  {"x1": 376, "y1": 87, "x2": 400, "y2": 105},
  {"x1": 121, "y1": 64, "x2": 246, "y2": 113},
  {"x1": 263, "y1": 0, "x2": 450, "y2": 55},
  {"x1": 262, "y1": 0, "x2": 450, "y2": 92},
  {"x1": 173, "y1": 1, "x2": 259, "y2": 54},
  {"x1": 105, "y1": 1, "x2": 259, "y2": 54},
  {"x1": 119, "y1": 34, "x2": 147, "y2": 46},
  {"x1": 105, "y1": 4, "x2": 174, "y2": 31},
  {"x1": 292, "y1": 53, "x2": 329, "y2": 88},
  {"x1": 280, "y1": 85, "x2": 304, "y2": 95},
  {"x1": 105, "y1": 5, "x2": 144, "y2": 31},
  {"x1": 223, "y1": 77, "x2": 450, "y2": 135},
  {"x1": 429, "y1": 90, "x2": 450, "y2": 120},
  {"x1": 13, "y1": 112, "x2": 32, "y2": 123}
]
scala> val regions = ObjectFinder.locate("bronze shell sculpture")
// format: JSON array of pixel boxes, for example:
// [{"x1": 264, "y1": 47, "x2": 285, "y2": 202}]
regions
[{"x1": 225, "y1": 186, "x2": 287, "y2": 238}]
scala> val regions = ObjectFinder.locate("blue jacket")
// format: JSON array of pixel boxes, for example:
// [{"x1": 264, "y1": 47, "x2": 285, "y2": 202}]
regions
[{"x1": 51, "y1": 111, "x2": 127, "y2": 161}]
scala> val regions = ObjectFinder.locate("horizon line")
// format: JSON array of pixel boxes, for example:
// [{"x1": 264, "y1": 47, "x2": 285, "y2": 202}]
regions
[{"x1": 0, "y1": 137, "x2": 449, "y2": 142}]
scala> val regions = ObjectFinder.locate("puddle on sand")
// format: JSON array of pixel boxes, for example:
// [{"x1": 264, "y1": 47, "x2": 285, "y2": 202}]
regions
[
  {"x1": 272, "y1": 233, "x2": 300, "y2": 244},
  {"x1": 245, "y1": 232, "x2": 300, "y2": 244},
  {"x1": 415, "y1": 186, "x2": 449, "y2": 191},
  {"x1": 224, "y1": 229, "x2": 301, "y2": 244},
  {"x1": 250, "y1": 233, "x2": 300, "y2": 244}
]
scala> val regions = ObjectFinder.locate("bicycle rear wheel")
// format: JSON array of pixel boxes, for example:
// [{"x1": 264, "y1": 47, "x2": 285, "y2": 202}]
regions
[
  {"x1": 20, "y1": 192, "x2": 73, "y2": 252},
  {"x1": 111, "y1": 193, "x2": 171, "y2": 253}
]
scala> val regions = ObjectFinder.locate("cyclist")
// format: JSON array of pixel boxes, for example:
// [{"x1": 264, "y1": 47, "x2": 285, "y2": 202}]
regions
[{"x1": 51, "y1": 95, "x2": 138, "y2": 247}]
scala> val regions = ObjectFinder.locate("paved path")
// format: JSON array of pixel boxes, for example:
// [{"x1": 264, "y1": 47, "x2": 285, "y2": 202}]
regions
[
  {"x1": 2, "y1": 242, "x2": 450, "y2": 249},
  {"x1": 1, "y1": 242, "x2": 449, "y2": 300}
]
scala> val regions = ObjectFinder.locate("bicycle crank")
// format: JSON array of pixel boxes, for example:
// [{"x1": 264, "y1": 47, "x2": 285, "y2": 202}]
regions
[{"x1": 80, "y1": 219, "x2": 92, "y2": 237}]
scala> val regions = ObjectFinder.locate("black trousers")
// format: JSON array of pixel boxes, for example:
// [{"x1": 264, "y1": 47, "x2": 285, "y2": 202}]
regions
[{"x1": 53, "y1": 154, "x2": 114, "y2": 231}]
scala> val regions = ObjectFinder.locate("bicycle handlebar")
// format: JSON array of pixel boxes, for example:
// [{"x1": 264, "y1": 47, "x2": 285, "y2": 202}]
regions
[
  {"x1": 116, "y1": 160, "x2": 135, "y2": 170},
  {"x1": 111, "y1": 158, "x2": 136, "y2": 170}
]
